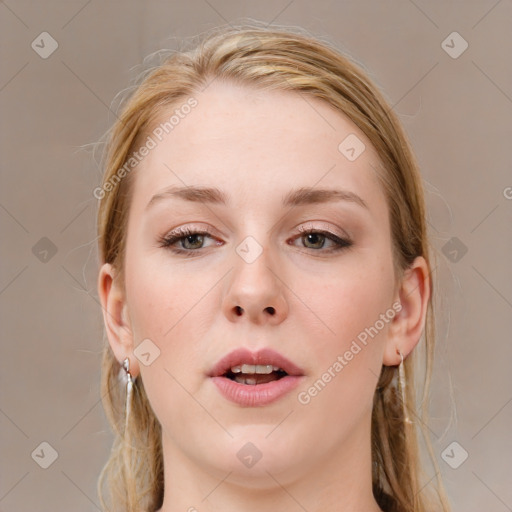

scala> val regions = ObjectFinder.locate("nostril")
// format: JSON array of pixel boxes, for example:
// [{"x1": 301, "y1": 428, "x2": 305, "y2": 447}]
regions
[
  {"x1": 266, "y1": 306, "x2": 275, "y2": 315},
  {"x1": 235, "y1": 306, "x2": 243, "y2": 315}
]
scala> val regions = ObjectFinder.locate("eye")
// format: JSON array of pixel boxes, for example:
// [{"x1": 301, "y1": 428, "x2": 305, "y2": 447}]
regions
[
  {"x1": 157, "y1": 226, "x2": 218, "y2": 257},
  {"x1": 293, "y1": 225, "x2": 353, "y2": 253},
  {"x1": 158, "y1": 224, "x2": 353, "y2": 257}
]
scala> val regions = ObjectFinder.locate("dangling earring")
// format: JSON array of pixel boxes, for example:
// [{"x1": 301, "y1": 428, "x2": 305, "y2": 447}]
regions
[
  {"x1": 397, "y1": 349, "x2": 413, "y2": 424},
  {"x1": 122, "y1": 357, "x2": 135, "y2": 431}
]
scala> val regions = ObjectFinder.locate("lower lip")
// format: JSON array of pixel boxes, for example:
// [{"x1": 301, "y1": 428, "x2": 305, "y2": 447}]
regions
[{"x1": 210, "y1": 375, "x2": 304, "y2": 407}]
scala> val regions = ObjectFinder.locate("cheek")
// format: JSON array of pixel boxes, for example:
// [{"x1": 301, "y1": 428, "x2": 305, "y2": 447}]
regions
[
  {"x1": 295, "y1": 264, "x2": 394, "y2": 417},
  {"x1": 296, "y1": 272, "x2": 392, "y2": 423},
  {"x1": 303, "y1": 263, "x2": 394, "y2": 350},
  {"x1": 124, "y1": 250, "x2": 215, "y2": 374},
  {"x1": 124, "y1": 255, "x2": 208, "y2": 433},
  {"x1": 125, "y1": 249, "x2": 192, "y2": 338}
]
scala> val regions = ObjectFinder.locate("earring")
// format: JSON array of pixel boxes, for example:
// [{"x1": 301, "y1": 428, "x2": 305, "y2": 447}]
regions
[
  {"x1": 397, "y1": 349, "x2": 413, "y2": 424},
  {"x1": 122, "y1": 357, "x2": 135, "y2": 431}
]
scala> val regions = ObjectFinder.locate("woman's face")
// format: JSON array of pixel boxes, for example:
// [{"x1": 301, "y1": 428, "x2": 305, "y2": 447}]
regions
[{"x1": 115, "y1": 80, "x2": 400, "y2": 483}]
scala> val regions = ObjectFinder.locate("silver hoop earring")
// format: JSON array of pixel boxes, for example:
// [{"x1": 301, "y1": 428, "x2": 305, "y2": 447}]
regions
[
  {"x1": 398, "y1": 350, "x2": 413, "y2": 425},
  {"x1": 122, "y1": 357, "x2": 135, "y2": 431}
]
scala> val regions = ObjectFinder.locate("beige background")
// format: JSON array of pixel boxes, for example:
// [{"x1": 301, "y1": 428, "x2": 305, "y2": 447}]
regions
[{"x1": 1, "y1": 1, "x2": 511, "y2": 511}]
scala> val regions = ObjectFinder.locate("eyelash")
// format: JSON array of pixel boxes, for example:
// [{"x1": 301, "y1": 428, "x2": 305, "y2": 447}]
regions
[{"x1": 157, "y1": 225, "x2": 353, "y2": 258}]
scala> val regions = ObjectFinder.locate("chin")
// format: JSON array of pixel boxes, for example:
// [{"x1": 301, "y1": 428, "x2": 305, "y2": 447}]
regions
[{"x1": 198, "y1": 430, "x2": 309, "y2": 485}]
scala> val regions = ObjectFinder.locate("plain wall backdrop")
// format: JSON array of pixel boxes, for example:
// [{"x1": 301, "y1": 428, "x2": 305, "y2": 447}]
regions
[{"x1": 1, "y1": 1, "x2": 511, "y2": 511}]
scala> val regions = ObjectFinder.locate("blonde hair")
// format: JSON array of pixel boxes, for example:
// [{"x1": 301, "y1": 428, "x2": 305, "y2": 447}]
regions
[{"x1": 96, "y1": 21, "x2": 451, "y2": 512}]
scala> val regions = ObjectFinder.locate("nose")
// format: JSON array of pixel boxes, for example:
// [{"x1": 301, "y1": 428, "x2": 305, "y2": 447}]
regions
[{"x1": 222, "y1": 244, "x2": 289, "y2": 325}]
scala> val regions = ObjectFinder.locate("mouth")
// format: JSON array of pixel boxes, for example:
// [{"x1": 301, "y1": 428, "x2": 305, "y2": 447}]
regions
[
  {"x1": 208, "y1": 347, "x2": 305, "y2": 384},
  {"x1": 208, "y1": 347, "x2": 305, "y2": 406},
  {"x1": 223, "y1": 365, "x2": 289, "y2": 385}
]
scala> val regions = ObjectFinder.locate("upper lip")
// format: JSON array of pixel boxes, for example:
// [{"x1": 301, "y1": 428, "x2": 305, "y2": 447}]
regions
[{"x1": 208, "y1": 347, "x2": 305, "y2": 377}]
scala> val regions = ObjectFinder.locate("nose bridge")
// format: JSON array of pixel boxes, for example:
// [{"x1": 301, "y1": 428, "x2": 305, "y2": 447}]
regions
[
  {"x1": 223, "y1": 231, "x2": 288, "y2": 324},
  {"x1": 231, "y1": 210, "x2": 275, "y2": 269}
]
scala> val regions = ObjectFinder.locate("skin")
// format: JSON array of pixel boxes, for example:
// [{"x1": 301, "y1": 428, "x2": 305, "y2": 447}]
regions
[{"x1": 98, "y1": 79, "x2": 430, "y2": 512}]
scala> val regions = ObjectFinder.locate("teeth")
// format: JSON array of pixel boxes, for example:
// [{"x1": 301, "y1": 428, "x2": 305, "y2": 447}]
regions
[
  {"x1": 234, "y1": 375, "x2": 257, "y2": 385},
  {"x1": 229, "y1": 364, "x2": 281, "y2": 374}
]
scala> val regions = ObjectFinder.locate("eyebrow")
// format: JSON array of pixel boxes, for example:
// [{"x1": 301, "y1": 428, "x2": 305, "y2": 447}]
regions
[{"x1": 145, "y1": 185, "x2": 369, "y2": 211}]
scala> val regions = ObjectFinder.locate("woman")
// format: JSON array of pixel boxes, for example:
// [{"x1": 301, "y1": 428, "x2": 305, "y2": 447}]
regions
[{"x1": 95, "y1": 22, "x2": 452, "y2": 512}]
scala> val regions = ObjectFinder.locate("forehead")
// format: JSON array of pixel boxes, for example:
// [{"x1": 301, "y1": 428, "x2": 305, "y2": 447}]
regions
[{"x1": 129, "y1": 80, "x2": 386, "y2": 217}]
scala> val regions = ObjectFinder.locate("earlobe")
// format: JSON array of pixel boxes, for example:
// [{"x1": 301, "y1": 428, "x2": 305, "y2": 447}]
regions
[
  {"x1": 383, "y1": 256, "x2": 431, "y2": 366},
  {"x1": 97, "y1": 263, "x2": 140, "y2": 378}
]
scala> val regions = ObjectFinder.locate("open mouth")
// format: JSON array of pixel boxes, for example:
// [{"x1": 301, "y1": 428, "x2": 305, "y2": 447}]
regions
[
  {"x1": 223, "y1": 366, "x2": 289, "y2": 385},
  {"x1": 209, "y1": 349, "x2": 304, "y2": 406}
]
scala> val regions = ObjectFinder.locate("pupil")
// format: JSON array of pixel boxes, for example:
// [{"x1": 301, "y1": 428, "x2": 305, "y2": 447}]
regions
[
  {"x1": 305, "y1": 233, "x2": 324, "y2": 249},
  {"x1": 185, "y1": 235, "x2": 202, "y2": 249}
]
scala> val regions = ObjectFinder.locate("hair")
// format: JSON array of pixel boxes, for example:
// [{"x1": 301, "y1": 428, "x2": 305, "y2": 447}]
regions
[{"x1": 95, "y1": 21, "x2": 452, "y2": 512}]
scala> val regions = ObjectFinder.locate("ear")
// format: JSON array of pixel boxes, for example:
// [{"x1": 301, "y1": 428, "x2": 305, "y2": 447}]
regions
[
  {"x1": 382, "y1": 256, "x2": 431, "y2": 366},
  {"x1": 97, "y1": 263, "x2": 140, "y2": 378}
]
